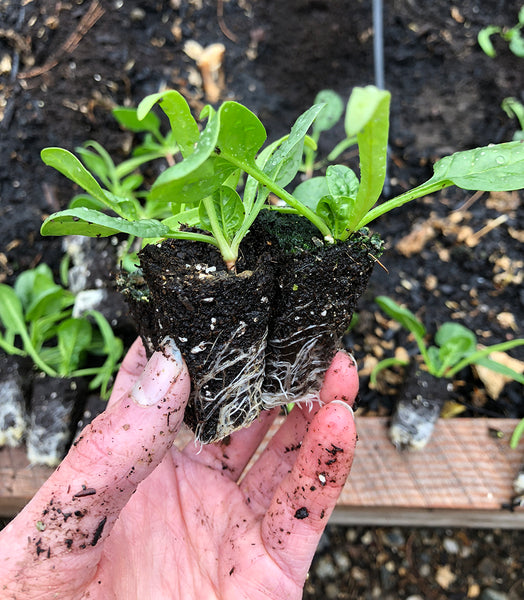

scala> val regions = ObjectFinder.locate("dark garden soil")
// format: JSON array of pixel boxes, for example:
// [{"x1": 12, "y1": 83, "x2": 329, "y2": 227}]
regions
[{"x1": 0, "y1": 0, "x2": 523, "y2": 597}]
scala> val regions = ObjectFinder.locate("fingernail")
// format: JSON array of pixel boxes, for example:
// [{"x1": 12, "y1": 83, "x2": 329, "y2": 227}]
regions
[
  {"x1": 331, "y1": 400, "x2": 355, "y2": 417},
  {"x1": 131, "y1": 337, "x2": 184, "y2": 406}
]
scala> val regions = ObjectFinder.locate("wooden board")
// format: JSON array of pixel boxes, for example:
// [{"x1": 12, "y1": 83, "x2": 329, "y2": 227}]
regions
[{"x1": 1, "y1": 418, "x2": 523, "y2": 527}]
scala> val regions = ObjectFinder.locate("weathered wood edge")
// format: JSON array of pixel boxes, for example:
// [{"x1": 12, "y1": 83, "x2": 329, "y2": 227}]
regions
[{"x1": 1, "y1": 418, "x2": 523, "y2": 527}]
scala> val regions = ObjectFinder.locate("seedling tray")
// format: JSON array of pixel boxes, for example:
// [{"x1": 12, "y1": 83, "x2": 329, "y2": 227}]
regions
[{"x1": 1, "y1": 417, "x2": 523, "y2": 528}]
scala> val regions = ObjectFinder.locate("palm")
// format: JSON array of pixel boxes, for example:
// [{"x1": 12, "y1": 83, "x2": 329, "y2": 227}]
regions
[
  {"x1": 91, "y1": 446, "x2": 303, "y2": 599},
  {"x1": 0, "y1": 339, "x2": 357, "y2": 600}
]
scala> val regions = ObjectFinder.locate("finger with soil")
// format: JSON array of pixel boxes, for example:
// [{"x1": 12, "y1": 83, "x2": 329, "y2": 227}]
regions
[
  {"x1": 260, "y1": 401, "x2": 357, "y2": 584},
  {"x1": 0, "y1": 342, "x2": 190, "y2": 591},
  {"x1": 241, "y1": 351, "x2": 358, "y2": 516}
]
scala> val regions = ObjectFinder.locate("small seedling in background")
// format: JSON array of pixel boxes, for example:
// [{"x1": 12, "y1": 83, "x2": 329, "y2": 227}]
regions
[
  {"x1": 0, "y1": 264, "x2": 123, "y2": 398},
  {"x1": 478, "y1": 6, "x2": 524, "y2": 57},
  {"x1": 502, "y1": 97, "x2": 524, "y2": 141},
  {"x1": 371, "y1": 296, "x2": 524, "y2": 384}
]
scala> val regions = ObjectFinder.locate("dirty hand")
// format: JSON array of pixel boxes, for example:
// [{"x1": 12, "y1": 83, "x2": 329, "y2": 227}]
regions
[{"x1": 0, "y1": 337, "x2": 358, "y2": 599}]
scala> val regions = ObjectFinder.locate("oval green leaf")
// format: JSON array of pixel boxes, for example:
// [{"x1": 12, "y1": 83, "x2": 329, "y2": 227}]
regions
[{"x1": 40, "y1": 208, "x2": 170, "y2": 238}]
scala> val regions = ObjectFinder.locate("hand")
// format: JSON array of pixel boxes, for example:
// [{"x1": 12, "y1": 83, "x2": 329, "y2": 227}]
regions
[{"x1": 0, "y1": 337, "x2": 358, "y2": 599}]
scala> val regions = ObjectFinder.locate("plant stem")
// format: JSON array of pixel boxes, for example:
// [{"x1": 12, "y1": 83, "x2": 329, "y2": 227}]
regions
[
  {"x1": 201, "y1": 196, "x2": 237, "y2": 270},
  {"x1": 355, "y1": 177, "x2": 451, "y2": 230},
  {"x1": 447, "y1": 339, "x2": 524, "y2": 378},
  {"x1": 225, "y1": 154, "x2": 334, "y2": 241}
]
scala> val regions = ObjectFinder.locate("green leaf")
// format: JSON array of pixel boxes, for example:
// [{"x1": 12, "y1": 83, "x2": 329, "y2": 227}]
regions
[
  {"x1": 84, "y1": 310, "x2": 123, "y2": 398},
  {"x1": 431, "y1": 141, "x2": 524, "y2": 191},
  {"x1": 199, "y1": 186, "x2": 245, "y2": 242},
  {"x1": 316, "y1": 194, "x2": 356, "y2": 239},
  {"x1": 26, "y1": 286, "x2": 73, "y2": 323},
  {"x1": 426, "y1": 346, "x2": 442, "y2": 374},
  {"x1": 264, "y1": 104, "x2": 325, "y2": 187},
  {"x1": 41, "y1": 208, "x2": 170, "y2": 238},
  {"x1": 435, "y1": 322, "x2": 477, "y2": 373},
  {"x1": 326, "y1": 164, "x2": 359, "y2": 199},
  {"x1": 312, "y1": 90, "x2": 344, "y2": 134},
  {"x1": 509, "y1": 32, "x2": 524, "y2": 57},
  {"x1": 57, "y1": 318, "x2": 92, "y2": 375},
  {"x1": 41, "y1": 148, "x2": 116, "y2": 212},
  {"x1": 475, "y1": 356, "x2": 524, "y2": 385},
  {"x1": 75, "y1": 143, "x2": 114, "y2": 187},
  {"x1": 112, "y1": 106, "x2": 161, "y2": 134},
  {"x1": 293, "y1": 176, "x2": 330, "y2": 211},
  {"x1": 477, "y1": 25, "x2": 500, "y2": 57},
  {"x1": 149, "y1": 107, "x2": 221, "y2": 202},
  {"x1": 150, "y1": 156, "x2": 237, "y2": 207},
  {"x1": 345, "y1": 85, "x2": 390, "y2": 138},
  {"x1": 351, "y1": 87, "x2": 391, "y2": 230},
  {"x1": 216, "y1": 101, "x2": 267, "y2": 165},
  {"x1": 0, "y1": 284, "x2": 26, "y2": 335},
  {"x1": 14, "y1": 264, "x2": 55, "y2": 311},
  {"x1": 69, "y1": 194, "x2": 108, "y2": 211},
  {"x1": 510, "y1": 419, "x2": 524, "y2": 449},
  {"x1": 435, "y1": 322, "x2": 477, "y2": 351},
  {"x1": 137, "y1": 90, "x2": 199, "y2": 157},
  {"x1": 375, "y1": 296, "x2": 426, "y2": 339}
]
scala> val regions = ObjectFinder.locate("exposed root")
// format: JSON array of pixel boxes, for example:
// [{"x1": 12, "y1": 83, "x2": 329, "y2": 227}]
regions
[
  {"x1": 262, "y1": 325, "x2": 333, "y2": 408},
  {"x1": 192, "y1": 323, "x2": 267, "y2": 443}
]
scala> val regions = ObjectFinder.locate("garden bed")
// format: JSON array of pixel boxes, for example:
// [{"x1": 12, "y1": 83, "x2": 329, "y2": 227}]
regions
[
  {"x1": 2, "y1": 417, "x2": 523, "y2": 528},
  {"x1": 0, "y1": 0, "x2": 522, "y2": 518}
]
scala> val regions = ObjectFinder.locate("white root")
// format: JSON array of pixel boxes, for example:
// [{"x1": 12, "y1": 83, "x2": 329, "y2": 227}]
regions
[
  {"x1": 193, "y1": 322, "x2": 267, "y2": 443},
  {"x1": 262, "y1": 324, "x2": 333, "y2": 409}
]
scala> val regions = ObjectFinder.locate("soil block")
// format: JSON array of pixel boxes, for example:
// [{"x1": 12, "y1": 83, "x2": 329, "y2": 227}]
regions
[
  {"x1": 124, "y1": 229, "x2": 276, "y2": 443},
  {"x1": 26, "y1": 376, "x2": 87, "y2": 466},
  {"x1": 389, "y1": 364, "x2": 449, "y2": 450},
  {"x1": 0, "y1": 354, "x2": 28, "y2": 448},
  {"x1": 260, "y1": 213, "x2": 383, "y2": 407}
]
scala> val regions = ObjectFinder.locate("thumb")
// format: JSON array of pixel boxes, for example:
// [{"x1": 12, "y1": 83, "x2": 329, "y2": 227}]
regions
[{"x1": 0, "y1": 337, "x2": 190, "y2": 584}]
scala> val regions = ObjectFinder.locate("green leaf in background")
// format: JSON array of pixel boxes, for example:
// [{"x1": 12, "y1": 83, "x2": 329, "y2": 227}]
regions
[
  {"x1": 435, "y1": 322, "x2": 477, "y2": 374},
  {"x1": 137, "y1": 90, "x2": 199, "y2": 157},
  {"x1": 312, "y1": 90, "x2": 344, "y2": 134},
  {"x1": 113, "y1": 106, "x2": 161, "y2": 134},
  {"x1": 477, "y1": 25, "x2": 500, "y2": 57},
  {"x1": 431, "y1": 141, "x2": 524, "y2": 191},
  {"x1": 41, "y1": 208, "x2": 170, "y2": 238},
  {"x1": 14, "y1": 264, "x2": 55, "y2": 311},
  {"x1": 375, "y1": 296, "x2": 426, "y2": 340},
  {"x1": 474, "y1": 356, "x2": 524, "y2": 385},
  {"x1": 57, "y1": 318, "x2": 92, "y2": 375},
  {"x1": 0, "y1": 284, "x2": 26, "y2": 335}
]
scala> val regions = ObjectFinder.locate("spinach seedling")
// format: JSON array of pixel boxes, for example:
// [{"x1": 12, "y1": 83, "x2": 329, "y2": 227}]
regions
[
  {"x1": 0, "y1": 264, "x2": 123, "y2": 398},
  {"x1": 370, "y1": 296, "x2": 524, "y2": 385},
  {"x1": 41, "y1": 86, "x2": 524, "y2": 270},
  {"x1": 478, "y1": 6, "x2": 524, "y2": 58},
  {"x1": 502, "y1": 97, "x2": 524, "y2": 141}
]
